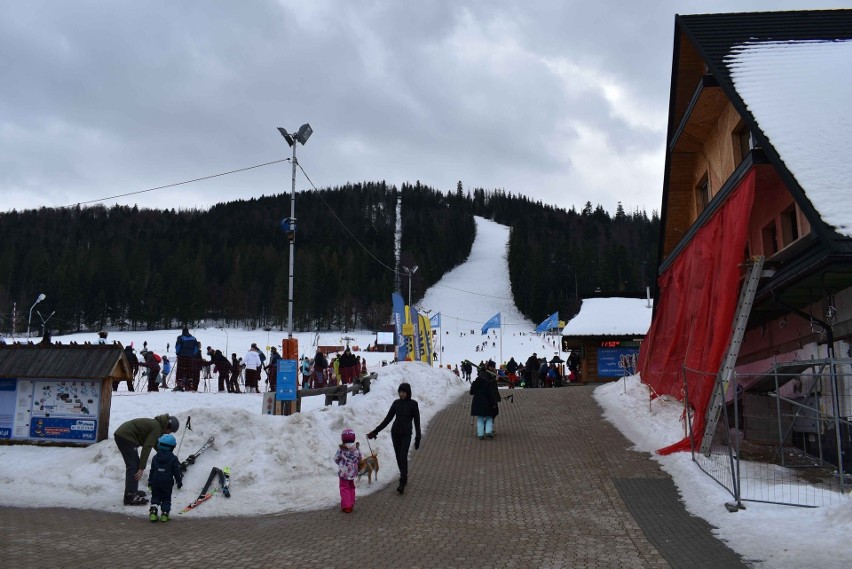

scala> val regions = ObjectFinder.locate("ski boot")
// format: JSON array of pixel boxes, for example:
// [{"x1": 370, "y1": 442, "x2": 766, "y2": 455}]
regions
[
  {"x1": 124, "y1": 493, "x2": 149, "y2": 506},
  {"x1": 159, "y1": 513, "x2": 170, "y2": 522},
  {"x1": 149, "y1": 506, "x2": 159, "y2": 522}
]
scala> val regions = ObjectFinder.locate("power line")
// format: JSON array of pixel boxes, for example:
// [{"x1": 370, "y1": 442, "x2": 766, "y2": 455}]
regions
[
  {"x1": 297, "y1": 162, "x2": 398, "y2": 274},
  {"x1": 64, "y1": 159, "x2": 290, "y2": 208}
]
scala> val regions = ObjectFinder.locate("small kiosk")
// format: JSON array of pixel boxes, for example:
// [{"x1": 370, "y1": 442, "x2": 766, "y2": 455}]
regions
[
  {"x1": 0, "y1": 342, "x2": 131, "y2": 445},
  {"x1": 561, "y1": 297, "x2": 652, "y2": 383}
]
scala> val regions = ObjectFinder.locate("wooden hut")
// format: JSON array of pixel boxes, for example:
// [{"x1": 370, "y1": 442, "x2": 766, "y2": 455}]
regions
[
  {"x1": 561, "y1": 297, "x2": 652, "y2": 383},
  {"x1": 0, "y1": 342, "x2": 131, "y2": 445}
]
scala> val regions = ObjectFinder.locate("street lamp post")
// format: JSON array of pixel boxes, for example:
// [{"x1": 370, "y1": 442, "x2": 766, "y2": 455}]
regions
[
  {"x1": 277, "y1": 123, "x2": 313, "y2": 339},
  {"x1": 27, "y1": 293, "x2": 45, "y2": 338},
  {"x1": 37, "y1": 310, "x2": 55, "y2": 337},
  {"x1": 403, "y1": 265, "x2": 418, "y2": 306}
]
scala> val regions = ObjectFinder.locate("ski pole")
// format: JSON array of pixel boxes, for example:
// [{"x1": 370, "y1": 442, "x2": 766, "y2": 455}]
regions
[{"x1": 176, "y1": 415, "x2": 191, "y2": 457}]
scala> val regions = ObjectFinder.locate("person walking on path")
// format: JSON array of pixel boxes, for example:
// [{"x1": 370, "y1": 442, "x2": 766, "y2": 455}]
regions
[
  {"x1": 114, "y1": 414, "x2": 179, "y2": 505},
  {"x1": 147, "y1": 433, "x2": 183, "y2": 522},
  {"x1": 334, "y1": 429, "x2": 362, "y2": 513},
  {"x1": 367, "y1": 382, "x2": 421, "y2": 494},
  {"x1": 470, "y1": 363, "x2": 499, "y2": 440}
]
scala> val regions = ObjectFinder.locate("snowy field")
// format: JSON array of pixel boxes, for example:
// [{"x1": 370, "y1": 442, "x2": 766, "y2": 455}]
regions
[{"x1": 1, "y1": 217, "x2": 850, "y2": 568}]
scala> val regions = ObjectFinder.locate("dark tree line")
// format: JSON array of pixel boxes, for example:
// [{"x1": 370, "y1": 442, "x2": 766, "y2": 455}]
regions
[{"x1": 0, "y1": 181, "x2": 656, "y2": 336}]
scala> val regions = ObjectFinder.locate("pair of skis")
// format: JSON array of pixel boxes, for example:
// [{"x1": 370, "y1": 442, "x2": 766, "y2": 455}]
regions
[
  {"x1": 180, "y1": 466, "x2": 231, "y2": 514},
  {"x1": 180, "y1": 435, "x2": 215, "y2": 471}
]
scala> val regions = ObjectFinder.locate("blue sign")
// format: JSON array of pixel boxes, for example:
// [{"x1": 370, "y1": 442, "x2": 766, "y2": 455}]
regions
[
  {"x1": 276, "y1": 360, "x2": 298, "y2": 401},
  {"x1": 597, "y1": 347, "x2": 640, "y2": 378},
  {"x1": 0, "y1": 378, "x2": 17, "y2": 439},
  {"x1": 30, "y1": 417, "x2": 98, "y2": 441}
]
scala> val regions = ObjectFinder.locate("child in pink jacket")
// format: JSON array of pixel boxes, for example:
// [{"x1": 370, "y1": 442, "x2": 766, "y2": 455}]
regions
[{"x1": 334, "y1": 429, "x2": 362, "y2": 513}]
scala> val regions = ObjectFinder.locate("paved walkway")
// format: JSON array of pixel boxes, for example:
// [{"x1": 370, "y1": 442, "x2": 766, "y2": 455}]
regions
[{"x1": 0, "y1": 386, "x2": 749, "y2": 568}]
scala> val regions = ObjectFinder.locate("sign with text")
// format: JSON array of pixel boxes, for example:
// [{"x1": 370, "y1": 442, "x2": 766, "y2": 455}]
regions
[
  {"x1": 597, "y1": 347, "x2": 641, "y2": 378},
  {"x1": 276, "y1": 360, "x2": 298, "y2": 401},
  {"x1": 0, "y1": 378, "x2": 101, "y2": 443}
]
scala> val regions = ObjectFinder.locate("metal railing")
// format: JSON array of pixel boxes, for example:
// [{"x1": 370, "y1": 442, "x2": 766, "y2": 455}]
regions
[{"x1": 682, "y1": 359, "x2": 851, "y2": 508}]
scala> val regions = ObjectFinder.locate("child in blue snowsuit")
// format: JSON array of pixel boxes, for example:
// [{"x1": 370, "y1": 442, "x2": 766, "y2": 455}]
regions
[
  {"x1": 334, "y1": 429, "x2": 362, "y2": 513},
  {"x1": 147, "y1": 434, "x2": 183, "y2": 522}
]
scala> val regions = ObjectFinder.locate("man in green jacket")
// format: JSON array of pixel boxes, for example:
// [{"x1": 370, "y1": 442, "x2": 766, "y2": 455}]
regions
[{"x1": 114, "y1": 414, "x2": 179, "y2": 505}]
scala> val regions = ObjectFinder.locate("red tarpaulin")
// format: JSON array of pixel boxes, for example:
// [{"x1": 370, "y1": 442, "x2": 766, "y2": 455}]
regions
[{"x1": 639, "y1": 169, "x2": 756, "y2": 454}]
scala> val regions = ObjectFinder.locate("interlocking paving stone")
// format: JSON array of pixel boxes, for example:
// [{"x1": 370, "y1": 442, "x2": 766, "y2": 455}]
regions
[{"x1": 0, "y1": 385, "x2": 749, "y2": 568}]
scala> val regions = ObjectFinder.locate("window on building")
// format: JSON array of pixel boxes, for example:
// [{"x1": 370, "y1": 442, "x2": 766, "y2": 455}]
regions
[
  {"x1": 696, "y1": 174, "x2": 710, "y2": 214},
  {"x1": 734, "y1": 121, "x2": 753, "y2": 164},
  {"x1": 779, "y1": 205, "x2": 800, "y2": 248},
  {"x1": 762, "y1": 221, "x2": 778, "y2": 256}
]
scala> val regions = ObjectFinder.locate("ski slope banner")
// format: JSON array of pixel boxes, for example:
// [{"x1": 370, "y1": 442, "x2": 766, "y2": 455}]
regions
[
  {"x1": 408, "y1": 305, "x2": 422, "y2": 362},
  {"x1": 535, "y1": 311, "x2": 559, "y2": 333},
  {"x1": 481, "y1": 312, "x2": 501, "y2": 335},
  {"x1": 418, "y1": 313, "x2": 433, "y2": 364},
  {"x1": 391, "y1": 293, "x2": 409, "y2": 362}
]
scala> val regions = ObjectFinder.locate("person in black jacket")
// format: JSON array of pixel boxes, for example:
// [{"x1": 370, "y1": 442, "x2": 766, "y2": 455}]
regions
[
  {"x1": 146, "y1": 433, "x2": 183, "y2": 522},
  {"x1": 367, "y1": 382, "x2": 421, "y2": 494},
  {"x1": 470, "y1": 362, "x2": 500, "y2": 439}
]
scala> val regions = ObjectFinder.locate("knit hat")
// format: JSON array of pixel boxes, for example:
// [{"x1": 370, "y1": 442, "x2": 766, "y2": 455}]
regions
[{"x1": 341, "y1": 429, "x2": 356, "y2": 443}]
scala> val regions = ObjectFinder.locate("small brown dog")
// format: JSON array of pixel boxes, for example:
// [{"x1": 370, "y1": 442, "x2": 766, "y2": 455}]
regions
[{"x1": 356, "y1": 442, "x2": 379, "y2": 484}]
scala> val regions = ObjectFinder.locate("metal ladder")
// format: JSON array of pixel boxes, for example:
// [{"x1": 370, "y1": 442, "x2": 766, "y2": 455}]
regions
[{"x1": 700, "y1": 256, "x2": 768, "y2": 456}]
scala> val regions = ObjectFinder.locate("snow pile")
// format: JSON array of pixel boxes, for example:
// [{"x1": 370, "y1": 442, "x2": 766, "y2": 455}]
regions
[{"x1": 0, "y1": 362, "x2": 465, "y2": 516}]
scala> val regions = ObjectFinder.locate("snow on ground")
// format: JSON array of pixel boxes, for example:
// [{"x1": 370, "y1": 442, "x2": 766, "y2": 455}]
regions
[
  {"x1": 1, "y1": 215, "x2": 850, "y2": 568},
  {"x1": 595, "y1": 376, "x2": 851, "y2": 569}
]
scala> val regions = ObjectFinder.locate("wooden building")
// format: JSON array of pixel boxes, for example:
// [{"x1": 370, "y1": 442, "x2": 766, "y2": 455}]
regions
[
  {"x1": 0, "y1": 342, "x2": 132, "y2": 445},
  {"x1": 561, "y1": 297, "x2": 652, "y2": 383},
  {"x1": 640, "y1": 10, "x2": 852, "y2": 454}
]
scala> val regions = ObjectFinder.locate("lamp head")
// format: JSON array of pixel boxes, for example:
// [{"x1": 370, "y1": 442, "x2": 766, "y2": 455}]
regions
[
  {"x1": 37, "y1": 293, "x2": 46, "y2": 303},
  {"x1": 294, "y1": 123, "x2": 313, "y2": 145},
  {"x1": 277, "y1": 127, "x2": 295, "y2": 147}
]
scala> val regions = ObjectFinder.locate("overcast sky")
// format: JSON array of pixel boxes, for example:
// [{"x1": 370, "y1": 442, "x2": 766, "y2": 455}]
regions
[{"x1": 1, "y1": 1, "x2": 845, "y2": 216}]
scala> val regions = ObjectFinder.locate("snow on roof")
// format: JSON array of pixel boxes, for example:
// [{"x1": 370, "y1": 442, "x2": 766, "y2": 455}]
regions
[
  {"x1": 726, "y1": 39, "x2": 852, "y2": 237},
  {"x1": 561, "y1": 297, "x2": 652, "y2": 337}
]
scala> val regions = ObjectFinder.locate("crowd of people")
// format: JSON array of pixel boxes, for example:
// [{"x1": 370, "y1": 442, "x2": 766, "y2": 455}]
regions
[
  {"x1": 455, "y1": 350, "x2": 581, "y2": 388},
  {"x1": 111, "y1": 327, "x2": 371, "y2": 395}
]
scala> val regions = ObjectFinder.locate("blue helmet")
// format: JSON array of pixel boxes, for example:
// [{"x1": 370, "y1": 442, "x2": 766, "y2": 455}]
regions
[{"x1": 158, "y1": 434, "x2": 177, "y2": 451}]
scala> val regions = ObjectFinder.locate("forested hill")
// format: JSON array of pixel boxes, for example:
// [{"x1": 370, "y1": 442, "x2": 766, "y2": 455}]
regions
[{"x1": 0, "y1": 182, "x2": 657, "y2": 334}]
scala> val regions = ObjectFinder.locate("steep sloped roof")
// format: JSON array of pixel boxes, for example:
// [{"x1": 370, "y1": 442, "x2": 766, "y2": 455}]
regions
[{"x1": 676, "y1": 10, "x2": 852, "y2": 237}]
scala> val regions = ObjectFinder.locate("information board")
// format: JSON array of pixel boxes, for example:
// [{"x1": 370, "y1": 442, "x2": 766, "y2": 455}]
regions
[
  {"x1": 597, "y1": 347, "x2": 641, "y2": 378},
  {"x1": 0, "y1": 378, "x2": 101, "y2": 443},
  {"x1": 276, "y1": 360, "x2": 298, "y2": 401}
]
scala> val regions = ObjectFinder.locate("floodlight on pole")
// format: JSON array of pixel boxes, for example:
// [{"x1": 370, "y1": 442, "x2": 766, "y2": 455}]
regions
[
  {"x1": 277, "y1": 123, "x2": 312, "y2": 338},
  {"x1": 27, "y1": 293, "x2": 46, "y2": 338},
  {"x1": 403, "y1": 265, "x2": 418, "y2": 307}
]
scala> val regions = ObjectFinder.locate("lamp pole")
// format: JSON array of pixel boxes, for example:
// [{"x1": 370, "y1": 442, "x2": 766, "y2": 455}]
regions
[
  {"x1": 27, "y1": 293, "x2": 45, "y2": 338},
  {"x1": 403, "y1": 265, "x2": 418, "y2": 306},
  {"x1": 37, "y1": 310, "x2": 55, "y2": 337},
  {"x1": 277, "y1": 123, "x2": 313, "y2": 339}
]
